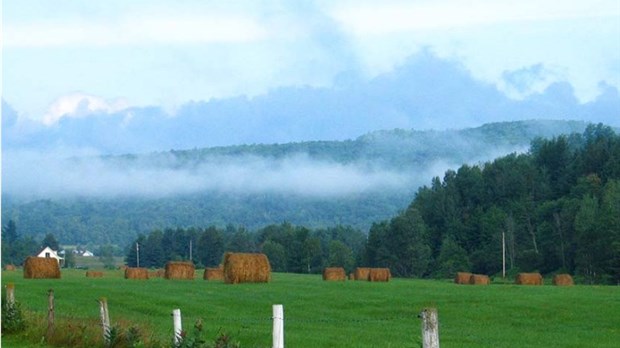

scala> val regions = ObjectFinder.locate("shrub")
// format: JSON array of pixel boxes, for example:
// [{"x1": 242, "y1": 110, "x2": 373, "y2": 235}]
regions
[{"x1": 1, "y1": 297, "x2": 26, "y2": 334}]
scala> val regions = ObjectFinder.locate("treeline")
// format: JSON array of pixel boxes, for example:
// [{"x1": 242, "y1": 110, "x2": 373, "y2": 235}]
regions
[
  {"x1": 125, "y1": 224, "x2": 366, "y2": 274},
  {"x1": 367, "y1": 123, "x2": 619, "y2": 284}
]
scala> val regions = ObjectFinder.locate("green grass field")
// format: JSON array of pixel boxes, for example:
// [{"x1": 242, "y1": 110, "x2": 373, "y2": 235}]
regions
[{"x1": 2, "y1": 269, "x2": 619, "y2": 347}]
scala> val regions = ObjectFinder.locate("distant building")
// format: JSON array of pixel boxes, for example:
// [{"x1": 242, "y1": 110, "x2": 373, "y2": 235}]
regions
[
  {"x1": 36, "y1": 246, "x2": 65, "y2": 267},
  {"x1": 72, "y1": 249, "x2": 95, "y2": 257}
]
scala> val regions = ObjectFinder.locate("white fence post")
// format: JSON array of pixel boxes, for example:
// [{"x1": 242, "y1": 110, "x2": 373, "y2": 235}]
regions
[
  {"x1": 98, "y1": 297, "x2": 110, "y2": 344},
  {"x1": 419, "y1": 307, "x2": 439, "y2": 348},
  {"x1": 172, "y1": 308, "x2": 183, "y2": 346},
  {"x1": 272, "y1": 304, "x2": 284, "y2": 348}
]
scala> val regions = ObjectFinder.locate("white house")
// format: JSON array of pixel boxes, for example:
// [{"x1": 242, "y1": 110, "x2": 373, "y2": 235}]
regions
[{"x1": 36, "y1": 246, "x2": 64, "y2": 267}]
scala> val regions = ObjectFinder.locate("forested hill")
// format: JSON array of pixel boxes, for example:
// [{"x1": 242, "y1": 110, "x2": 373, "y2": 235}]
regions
[
  {"x1": 105, "y1": 119, "x2": 587, "y2": 169},
  {"x1": 366, "y1": 123, "x2": 620, "y2": 284},
  {"x1": 0, "y1": 120, "x2": 596, "y2": 248}
]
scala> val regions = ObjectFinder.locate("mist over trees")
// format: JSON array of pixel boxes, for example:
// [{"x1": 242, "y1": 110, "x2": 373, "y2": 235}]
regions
[
  {"x1": 121, "y1": 124, "x2": 619, "y2": 284},
  {"x1": 2, "y1": 120, "x2": 593, "y2": 247},
  {"x1": 3, "y1": 122, "x2": 619, "y2": 284}
]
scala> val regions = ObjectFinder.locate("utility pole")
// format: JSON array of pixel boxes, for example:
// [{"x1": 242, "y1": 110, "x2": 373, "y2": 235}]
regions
[
  {"x1": 136, "y1": 243, "x2": 140, "y2": 268},
  {"x1": 502, "y1": 230, "x2": 506, "y2": 279},
  {"x1": 189, "y1": 240, "x2": 193, "y2": 262}
]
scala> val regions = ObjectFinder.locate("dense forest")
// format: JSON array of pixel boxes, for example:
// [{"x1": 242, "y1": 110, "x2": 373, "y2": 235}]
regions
[
  {"x1": 120, "y1": 124, "x2": 620, "y2": 284},
  {"x1": 1, "y1": 120, "x2": 592, "y2": 246}
]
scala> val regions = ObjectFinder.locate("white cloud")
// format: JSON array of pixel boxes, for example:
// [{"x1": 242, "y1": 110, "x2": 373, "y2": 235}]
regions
[
  {"x1": 330, "y1": 0, "x2": 619, "y2": 36},
  {"x1": 4, "y1": 14, "x2": 268, "y2": 48},
  {"x1": 43, "y1": 93, "x2": 129, "y2": 125}
]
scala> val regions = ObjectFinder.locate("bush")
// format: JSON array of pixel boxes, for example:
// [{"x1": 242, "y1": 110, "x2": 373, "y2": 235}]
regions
[{"x1": 1, "y1": 297, "x2": 27, "y2": 334}]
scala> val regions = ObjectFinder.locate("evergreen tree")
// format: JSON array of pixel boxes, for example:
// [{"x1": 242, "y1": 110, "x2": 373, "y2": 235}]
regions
[
  {"x1": 434, "y1": 236, "x2": 471, "y2": 278},
  {"x1": 41, "y1": 233, "x2": 60, "y2": 250}
]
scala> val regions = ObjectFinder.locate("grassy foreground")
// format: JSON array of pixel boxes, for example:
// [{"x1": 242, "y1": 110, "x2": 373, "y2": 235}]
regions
[{"x1": 2, "y1": 269, "x2": 619, "y2": 347}]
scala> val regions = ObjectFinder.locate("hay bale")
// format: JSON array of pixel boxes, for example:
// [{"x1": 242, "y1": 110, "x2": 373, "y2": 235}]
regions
[
  {"x1": 323, "y1": 267, "x2": 346, "y2": 281},
  {"x1": 85, "y1": 271, "x2": 104, "y2": 278},
  {"x1": 204, "y1": 266, "x2": 224, "y2": 281},
  {"x1": 165, "y1": 261, "x2": 195, "y2": 280},
  {"x1": 223, "y1": 252, "x2": 271, "y2": 284},
  {"x1": 515, "y1": 272, "x2": 543, "y2": 285},
  {"x1": 23, "y1": 257, "x2": 61, "y2": 279},
  {"x1": 469, "y1": 274, "x2": 490, "y2": 285},
  {"x1": 552, "y1": 274, "x2": 574, "y2": 286},
  {"x1": 125, "y1": 267, "x2": 149, "y2": 280},
  {"x1": 354, "y1": 267, "x2": 371, "y2": 281},
  {"x1": 454, "y1": 272, "x2": 473, "y2": 284},
  {"x1": 369, "y1": 268, "x2": 391, "y2": 282},
  {"x1": 4, "y1": 264, "x2": 17, "y2": 271}
]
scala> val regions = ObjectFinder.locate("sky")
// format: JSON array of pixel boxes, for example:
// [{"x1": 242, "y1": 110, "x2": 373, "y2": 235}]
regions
[
  {"x1": 1, "y1": 0, "x2": 620, "y2": 201},
  {"x1": 2, "y1": 0, "x2": 619, "y2": 124}
]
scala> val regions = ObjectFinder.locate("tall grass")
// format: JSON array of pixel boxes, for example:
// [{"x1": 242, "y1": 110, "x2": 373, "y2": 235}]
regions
[{"x1": 2, "y1": 269, "x2": 619, "y2": 347}]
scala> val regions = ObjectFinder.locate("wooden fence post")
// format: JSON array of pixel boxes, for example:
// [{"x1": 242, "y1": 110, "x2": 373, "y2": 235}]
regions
[
  {"x1": 47, "y1": 289, "x2": 55, "y2": 339},
  {"x1": 172, "y1": 308, "x2": 183, "y2": 347},
  {"x1": 99, "y1": 297, "x2": 111, "y2": 344},
  {"x1": 5, "y1": 283, "x2": 15, "y2": 307},
  {"x1": 419, "y1": 307, "x2": 439, "y2": 348},
  {"x1": 272, "y1": 304, "x2": 284, "y2": 348}
]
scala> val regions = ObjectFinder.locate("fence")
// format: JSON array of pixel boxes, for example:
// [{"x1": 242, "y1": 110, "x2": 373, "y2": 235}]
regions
[{"x1": 5, "y1": 284, "x2": 440, "y2": 348}]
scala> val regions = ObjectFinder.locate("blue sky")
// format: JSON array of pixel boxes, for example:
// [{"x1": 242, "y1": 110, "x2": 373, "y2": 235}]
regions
[{"x1": 3, "y1": 0, "x2": 619, "y2": 125}]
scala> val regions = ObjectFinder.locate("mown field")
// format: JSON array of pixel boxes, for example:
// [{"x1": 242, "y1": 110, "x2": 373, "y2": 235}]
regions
[{"x1": 2, "y1": 269, "x2": 619, "y2": 347}]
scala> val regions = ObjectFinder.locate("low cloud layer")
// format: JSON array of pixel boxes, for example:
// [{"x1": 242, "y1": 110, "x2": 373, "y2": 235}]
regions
[{"x1": 2, "y1": 151, "x2": 425, "y2": 200}]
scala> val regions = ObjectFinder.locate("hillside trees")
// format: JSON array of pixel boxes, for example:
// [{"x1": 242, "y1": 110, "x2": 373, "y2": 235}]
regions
[{"x1": 395, "y1": 124, "x2": 620, "y2": 283}]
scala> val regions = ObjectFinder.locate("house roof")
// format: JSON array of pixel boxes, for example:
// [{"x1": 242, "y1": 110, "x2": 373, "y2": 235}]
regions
[{"x1": 36, "y1": 246, "x2": 64, "y2": 259}]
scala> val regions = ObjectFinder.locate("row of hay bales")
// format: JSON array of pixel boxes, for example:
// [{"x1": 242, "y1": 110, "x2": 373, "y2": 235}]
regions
[
  {"x1": 322, "y1": 267, "x2": 392, "y2": 282},
  {"x1": 350, "y1": 267, "x2": 392, "y2": 282},
  {"x1": 454, "y1": 272, "x2": 490, "y2": 285},
  {"x1": 454, "y1": 272, "x2": 574, "y2": 286},
  {"x1": 123, "y1": 253, "x2": 272, "y2": 284}
]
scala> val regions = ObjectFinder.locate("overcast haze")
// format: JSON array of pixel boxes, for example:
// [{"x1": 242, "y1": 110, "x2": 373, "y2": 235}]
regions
[{"x1": 2, "y1": 0, "x2": 619, "y2": 199}]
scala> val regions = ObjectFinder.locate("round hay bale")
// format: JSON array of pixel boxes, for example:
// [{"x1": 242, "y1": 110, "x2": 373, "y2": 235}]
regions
[
  {"x1": 223, "y1": 252, "x2": 271, "y2": 284},
  {"x1": 165, "y1": 261, "x2": 195, "y2": 280},
  {"x1": 354, "y1": 267, "x2": 371, "y2": 281},
  {"x1": 515, "y1": 272, "x2": 543, "y2": 285},
  {"x1": 204, "y1": 266, "x2": 224, "y2": 281},
  {"x1": 125, "y1": 267, "x2": 149, "y2": 280},
  {"x1": 469, "y1": 274, "x2": 490, "y2": 285},
  {"x1": 323, "y1": 267, "x2": 346, "y2": 281},
  {"x1": 552, "y1": 274, "x2": 574, "y2": 286},
  {"x1": 85, "y1": 271, "x2": 104, "y2": 278},
  {"x1": 4, "y1": 264, "x2": 17, "y2": 271},
  {"x1": 454, "y1": 272, "x2": 473, "y2": 284},
  {"x1": 369, "y1": 268, "x2": 391, "y2": 282},
  {"x1": 23, "y1": 257, "x2": 61, "y2": 279}
]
